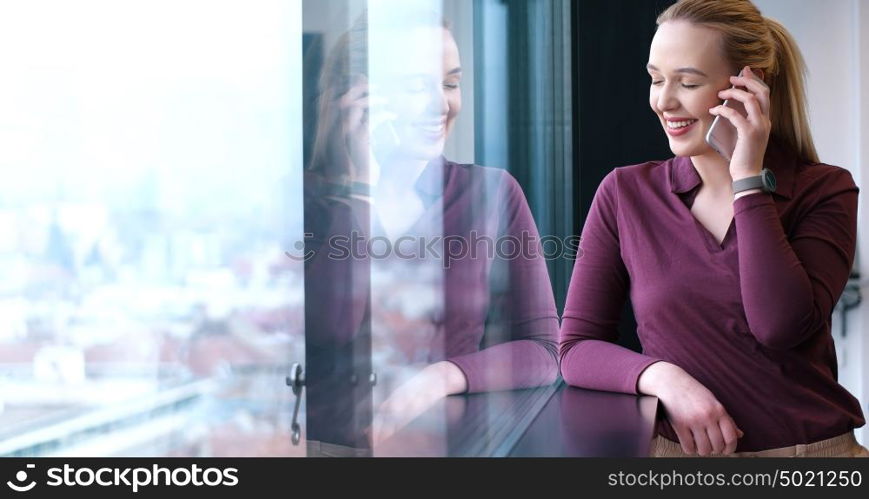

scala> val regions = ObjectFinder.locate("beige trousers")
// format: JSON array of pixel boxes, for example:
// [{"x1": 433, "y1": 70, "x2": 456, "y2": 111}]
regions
[{"x1": 650, "y1": 431, "x2": 869, "y2": 458}]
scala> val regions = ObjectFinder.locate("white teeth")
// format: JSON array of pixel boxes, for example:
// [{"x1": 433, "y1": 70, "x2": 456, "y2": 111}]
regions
[
  {"x1": 667, "y1": 119, "x2": 697, "y2": 129},
  {"x1": 419, "y1": 124, "x2": 444, "y2": 133}
]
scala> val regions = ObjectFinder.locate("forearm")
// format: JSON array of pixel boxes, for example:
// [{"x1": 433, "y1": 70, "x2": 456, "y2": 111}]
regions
[
  {"x1": 732, "y1": 193, "x2": 816, "y2": 348},
  {"x1": 560, "y1": 338, "x2": 662, "y2": 395},
  {"x1": 447, "y1": 338, "x2": 559, "y2": 393}
]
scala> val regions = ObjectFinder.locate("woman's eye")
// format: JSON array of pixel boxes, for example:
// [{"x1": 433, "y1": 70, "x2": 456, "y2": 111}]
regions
[
  {"x1": 444, "y1": 82, "x2": 460, "y2": 90},
  {"x1": 682, "y1": 83, "x2": 700, "y2": 89},
  {"x1": 651, "y1": 80, "x2": 663, "y2": 86}
]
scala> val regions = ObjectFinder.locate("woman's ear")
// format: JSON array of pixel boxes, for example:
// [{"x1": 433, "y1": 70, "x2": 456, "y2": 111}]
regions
[{"x1": 752, "y1": 68, "x2": 766, "y2": 83}]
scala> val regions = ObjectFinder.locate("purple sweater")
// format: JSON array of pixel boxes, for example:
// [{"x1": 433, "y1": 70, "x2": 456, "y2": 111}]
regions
[
  {"x1": 305, "y1": 157, "x2": 559, "y2": 394},
  {"x1": 560, "y1": 141, "x2": 865, "y2": 451}
]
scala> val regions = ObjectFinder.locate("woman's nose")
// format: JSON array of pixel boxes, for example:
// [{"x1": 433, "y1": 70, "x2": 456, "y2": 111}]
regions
[
  {"x1": 656, "y1": 84, "x2": 679, "y2": 112},
  {"x1": 426, "y1": 87, "x2": 449, "y2": 115}
]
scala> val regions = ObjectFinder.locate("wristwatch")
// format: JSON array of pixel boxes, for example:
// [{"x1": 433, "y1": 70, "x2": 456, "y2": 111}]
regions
[
  {"x1": 733, "y1": 168, "x2": 776, "y2": 195},
  {"x1": 321, "y1": 179, "x2": 372, "y2": 198}
]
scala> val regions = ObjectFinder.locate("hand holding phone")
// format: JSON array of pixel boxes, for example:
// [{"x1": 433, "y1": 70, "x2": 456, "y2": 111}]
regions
[
  {"x1": 325, "y1": 76, "x2": 398, "y2": 186},
  {"x1": 705, "y1": 69, "x2": 748, "y2": 161}
]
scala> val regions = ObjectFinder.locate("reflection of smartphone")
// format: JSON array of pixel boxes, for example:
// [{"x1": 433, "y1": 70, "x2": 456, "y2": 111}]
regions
[
  {"x1": 371, "y1": 119, "x2": 400, "y2": 153},
  {"x1": 705, "y1": 72, "x2": 748, "y2": 161},
  {"x1": 364, "y1": 77, "x2": 400, "y2": 153}
]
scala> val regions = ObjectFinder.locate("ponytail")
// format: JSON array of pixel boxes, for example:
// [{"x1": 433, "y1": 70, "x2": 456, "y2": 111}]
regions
[{"x1": 765, "y1": 17, "x2": 818, "y2": 163}]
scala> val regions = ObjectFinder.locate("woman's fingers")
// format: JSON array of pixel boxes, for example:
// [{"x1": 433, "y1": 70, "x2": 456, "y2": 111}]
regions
[
  {"x1": 673, "y1": 424, "x2": 697, "y2": 455},
  {"x1": 706, "y1": 425, "x2": 726, "y2": 455},
  {"x1": 709, "y1": 103, "x2": 751, "y2": 133},
  {"x1": 691, "y1": 427, "x2": 713, "y2": 456},
  {"x1": 371, "y1": 397, "x2": 403, "y2": 446},
  {"x1": 729, "y1": 76, "x2": 770, "y2": 109},
  {"x1": 343, "y1": 94, "x2": 393, "y2": 132},
  {"x1": 674, "y1": 421, "x2": 741, "y2": 456},
  {"x1": 338, "y1": 78, "x2": 369, "y2": 106},
  {"x1": 729, "y1": 68, "x2": 770, "y2": 115},
  {"x1": 344, "y1": 97, "x2": 369, "y2": 131},
  {"x1": 718, "y1": 418, "x2": 740, "y2": 455},
  {"x1": 717, "y1": 88, "x2": 767, "y2": 127}
]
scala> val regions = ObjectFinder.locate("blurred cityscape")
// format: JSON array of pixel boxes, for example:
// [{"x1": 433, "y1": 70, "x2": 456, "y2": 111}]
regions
[
  {"x1": 0, "y1": 199, "x2": 307, "y2": 457},
  {"x1": 0, "y1": 0, "x2": 309, "y2": 456},
  {"x1": 0, "y1": 0, "x2": 471, "y2": 457}
]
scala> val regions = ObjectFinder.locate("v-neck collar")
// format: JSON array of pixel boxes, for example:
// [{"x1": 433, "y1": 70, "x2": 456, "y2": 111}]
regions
[
  {"x1": 666, "y1": 139, "x2": 799, "y2": 252},
  {"x1": 372, "y1": 157, "x2": 449, "y2": 241},
  {"x1": 668, "y1": 139, "x2": 798, "y2": 199}
]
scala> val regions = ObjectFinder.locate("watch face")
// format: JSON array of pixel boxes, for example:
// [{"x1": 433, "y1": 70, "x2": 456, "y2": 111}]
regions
[{"x1": 762, "y1": 168, "x2": 777, "y2": 192}]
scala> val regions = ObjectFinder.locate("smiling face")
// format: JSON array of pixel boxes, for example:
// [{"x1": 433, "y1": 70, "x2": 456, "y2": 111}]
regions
[
  {"x1": 647, "y1": 21, "x2": 737, "y2": 158},
  {"x1": 371, "y1": 26, "x2": 462, "y2": 163}
]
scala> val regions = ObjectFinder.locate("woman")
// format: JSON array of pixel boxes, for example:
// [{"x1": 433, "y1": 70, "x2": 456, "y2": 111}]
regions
[
  {"x1": 304, "y1": 9, "x2": 558, "y2": 451},
  {"x1": 560, "y1": 0, "x2": 867, "y2": 457}
]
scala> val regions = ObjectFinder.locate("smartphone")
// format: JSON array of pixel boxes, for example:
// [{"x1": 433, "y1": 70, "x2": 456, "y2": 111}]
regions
[
  {"x1": 371, "y1": 119, "x2": 400, "y2": 153},
  {"x1": 367, "y1": 80, "x2": 400, "y2": 154},
  {"x1": 705, "y1": 71, "x2": 748, "y2": 161}
]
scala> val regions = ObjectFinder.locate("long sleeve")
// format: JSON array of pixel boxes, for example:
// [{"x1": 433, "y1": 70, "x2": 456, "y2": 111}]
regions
[
  {"x1": 733, "y1": 167, "x2": 859, "y2": 350},
  {"x1": 559, "y1": 170, "x2": 662, "y2": 394},
  {"x1": 447, "y1": 171, "x2": 560, "y2": 392}
]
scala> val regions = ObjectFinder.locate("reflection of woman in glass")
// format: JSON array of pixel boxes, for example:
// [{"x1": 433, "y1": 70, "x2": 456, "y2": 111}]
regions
[
  {"x1": 561, "y1": 0, "x2": 867, "y2": 457},
  {"x1": 305, "y1": 9, "x2": 558, "y2": 449}
]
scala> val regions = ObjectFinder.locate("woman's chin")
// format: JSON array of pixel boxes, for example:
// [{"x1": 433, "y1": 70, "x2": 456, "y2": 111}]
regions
[
  {"x1": 398, "y1": 142, "x2": 446, "y2": 163},
  {"x1": 667, "y1": 140, "x2": 706, "y2": 158}
]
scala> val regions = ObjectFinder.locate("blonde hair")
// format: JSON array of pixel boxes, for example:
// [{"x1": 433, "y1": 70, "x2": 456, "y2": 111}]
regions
[{"x1": 657, "y1": 0, "x2": 819, "y2": 163}]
